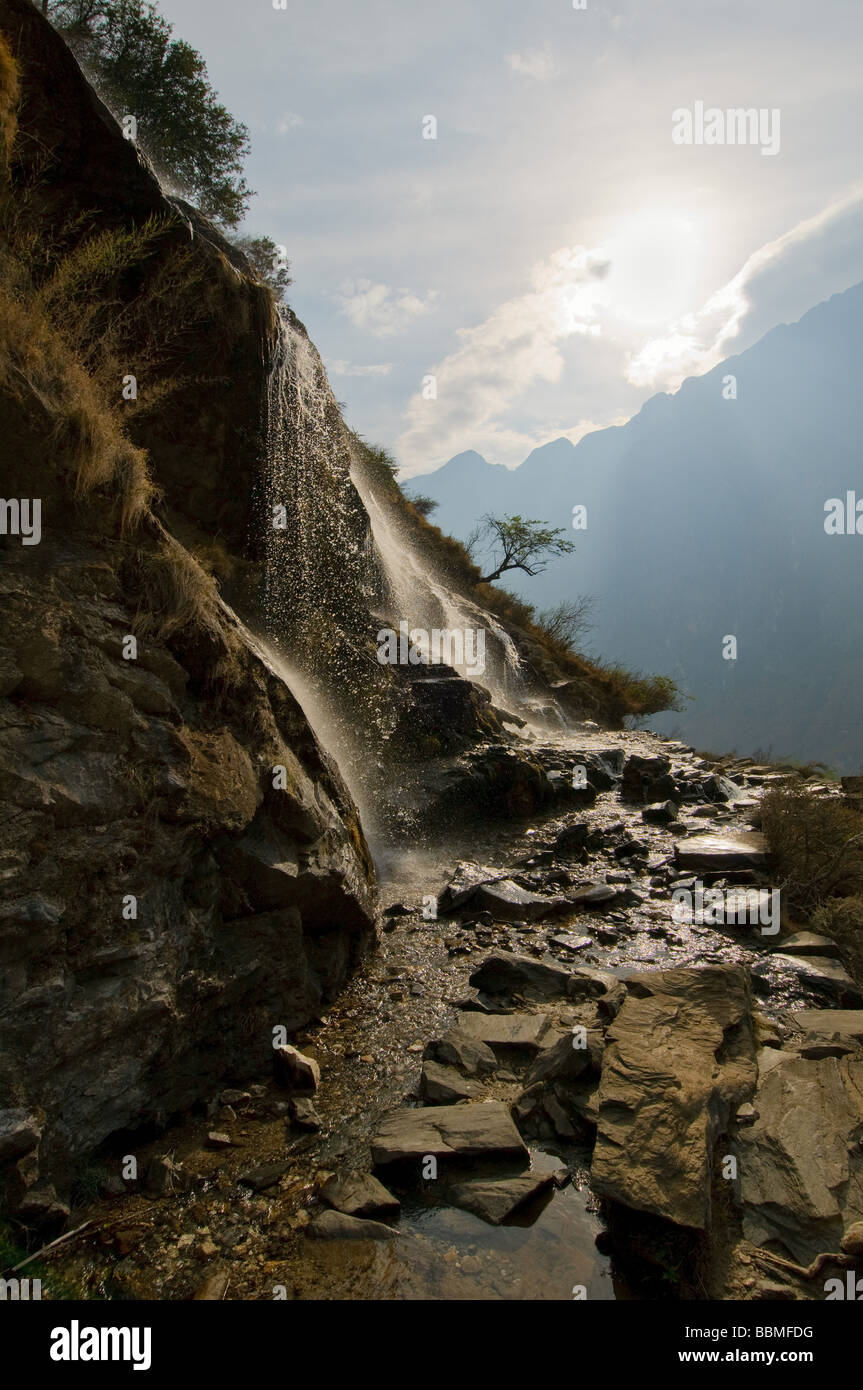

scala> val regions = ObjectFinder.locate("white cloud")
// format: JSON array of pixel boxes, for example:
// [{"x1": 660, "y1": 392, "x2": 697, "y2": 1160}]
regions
[
  {"x1": 627, "y1": 185, "x2": 863, "y2": 388},
  {"x1": 276, "y1": 112, "x2": 304, "y2": 134},
  {"x1": 506, "y1": 47, "x2": 557, "y2": 81},
  {"x1": 395, "y1": 245, "x2": 611, "y2": 473},
  {"x1": 327, "y1": 359, "x2": 393, "y2": 377},
  {"x1": 335, "y1": 278, "x2": 439, "y2": 336}
]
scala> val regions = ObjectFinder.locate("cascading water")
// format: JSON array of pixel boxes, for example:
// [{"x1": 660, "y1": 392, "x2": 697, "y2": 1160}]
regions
[
  {"x1": 257, "y1": 307, "x2": 567, "y2": 837},
  {"x1": 350, "y1": 459, "x2": 535, "y2": 717}
]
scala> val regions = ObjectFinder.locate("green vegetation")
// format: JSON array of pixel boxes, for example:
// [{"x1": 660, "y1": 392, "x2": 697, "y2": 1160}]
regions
[
  {"x1": 467, "y1": 513, "x2": 576, "y2": 584},
  {"x1": 48, "y1": 0, "x2": 252, "y2": 227},
  {"x1": 229, "y1": 235, "x2": 292, "y2": 301},
  {"x1": 408, "y1": 494, "x2": 439, "y2": 519}
]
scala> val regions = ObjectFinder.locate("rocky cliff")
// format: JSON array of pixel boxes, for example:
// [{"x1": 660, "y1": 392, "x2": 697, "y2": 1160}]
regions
[
  {"x1": 0, "y1": 0, "x2": 381, "y2": 1215},
  {"x1": 0, "y1": 0, "x2": 635, "y2": 1221}
]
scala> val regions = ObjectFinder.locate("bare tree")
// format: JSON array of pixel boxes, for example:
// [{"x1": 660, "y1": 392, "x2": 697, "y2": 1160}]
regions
[
  {"x1": 467, "y1": 513, "x2": 575, "y2": 585},
  {"x1": 537, "y1": 596, "x2": 595, "y2": 650}
]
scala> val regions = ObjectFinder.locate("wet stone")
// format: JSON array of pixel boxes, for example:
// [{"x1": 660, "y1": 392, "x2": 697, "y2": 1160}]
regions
[
  {"x1": 371, "y1": 1102, "x2": 529, "y2": 1168},
  {"x1": 307, "y1": 1210, "x2": 399, "y2": 1240},
  {"x1": 675, "y1": 832, "x2": 768, "y2": 872},
  {"x1": 445, "y1": 1173, "x2": 555, "y2": 1226},
  {"x1": 319, "y1": 1172, "x2": 400, "y2": 1219}
]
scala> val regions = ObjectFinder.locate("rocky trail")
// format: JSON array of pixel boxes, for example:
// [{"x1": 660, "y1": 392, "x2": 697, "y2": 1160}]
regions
[{"x1": 27, "y1": 728, "x2": 863, "y2": 1301}]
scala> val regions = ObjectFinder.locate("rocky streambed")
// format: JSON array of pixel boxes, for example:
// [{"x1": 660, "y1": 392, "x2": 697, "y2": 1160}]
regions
[{"x1": 18, "y1": 728, "x2": 863, "y2": 1301}]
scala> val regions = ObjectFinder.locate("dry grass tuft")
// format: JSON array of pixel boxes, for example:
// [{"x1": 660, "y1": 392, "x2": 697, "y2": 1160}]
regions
[
  {"x1": 0, "y1": 34, "x2": 18, "y2": 171},
  {"x1": 761, "y1": 783, "x2": 863, "y2": 915}
]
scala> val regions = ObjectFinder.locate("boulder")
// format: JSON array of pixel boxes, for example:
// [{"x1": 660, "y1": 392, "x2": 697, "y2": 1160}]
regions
[
  {"x1": 0, "y1": 1109, "x2": 42, "y2": 1163},
  {"x1": 553, "y1": 823, "x2": 590, "y2": 857},
  {"x1": 790, "y1": 1010, "x2": 863, "y2": 1042},
  {"x1": 469, "y1": 953, "x2": 572, "y2": 999},
  {"x1": 548, "y1": 932, "x2": 593, "y2": 953},
  {"x1": 702, "y1": 773, "x2": 742, "y2": 803},
  {"x1": 780, "y1": 931, "x2": 841, "y2": 960},
  {"x1": 523, "y1": 1029, "x2": 604, "y2": 1088},
  {"x1": 620, "y1": 754, "x2": 676, "y2": 804},
  {"x1": 738, "y1": 1052, "x2": 863, "y2": 1263},
  {"x1": 237, "y1": 1162, "x2": 291, "y2": 1192},
  {"x1": 755, "y1": 954, "x2": 863, "y2": 1006},
  {"x1": 319, "y1": 1172, "x2": 400, "y2": 1219},
  {"x1": 570, "y1": 884, "x2": 619, "y2": 909},
  {"x1": 274, "y1": 1045, "x2": 321, "y2": 1092},
  {"x1": 290, "y1": 1098, "x2": 323, "y2": 1132},
  {"x1": 438, "y1": 861, "x2": 501, "y2": 913},
  {"x1": 591, "y1": 965, "x2": 756, "y2": 1231},
  {"x1": 642, "y1": 800, "x2": 679, "y2": 825},
  {"x1": 470, "y1": 879, "x2": 570, "y2": 922}
]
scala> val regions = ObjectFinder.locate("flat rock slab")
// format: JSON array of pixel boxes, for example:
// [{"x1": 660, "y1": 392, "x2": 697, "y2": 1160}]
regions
[
  {"x1": 759, "y1": 954, "x2": 863, "y2": 1005},
  {"x1": 471, "y1": 880, "x2": 570, "y2": 922},
  {"x1": 780, "y1": 932, "x2": 841, "y2": 959},
  {"x1": 420, "y1": 1060, "x2": 486, "y2": 1104},
  {"x1": 570, "y1": 884, "x2": 619, "y2": 909},
  {"x1": 591, "y1": 965, "x2": 756, "y2": 1231},
  {"x1": 675, "y1": 832, "x2": 768, "y2": 872},
  {"x1": 470, "y1": 952, "x2": 571, "y2": 999},
  {"x1": 372, "y1": 1102, "x2": 529, "y2": 1168},
  {"x1": 320, "y1": 1172, "x2": 400, "y2": 1219},
  {"x1": 307, "y1": 1210, "x2": 399, "y2": 1241},
  {"x1": 455, "y1": 1011, "x2": 553, "y2": 1052},
  {"x1": 548, "y1": 932, "x2": 593, "y2": 952},
  {"x1": 790, "y1": 1010, "x2": 863, "y2": 1041},
  {"x1": 446, "y1": 1174, "x2": 554, "y2": 1226},
  {"x1": 738, "y1": 1054, "x2": 863, "y2": 1264}
]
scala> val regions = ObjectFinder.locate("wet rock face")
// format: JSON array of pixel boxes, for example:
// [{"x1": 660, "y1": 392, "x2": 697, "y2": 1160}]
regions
[
  {"x1": 590, "y1": 964, "x2": 757, "y2": 1232},
  {"x1": 0, "y1": 265, "x2": 375, "y2": 1207},
  {"x1": 738, "y1": 1050, "x2": 863, "y2": 1264},
  {"x1": 0, "y1": 483, "x2": 377, "y2": 1192}
]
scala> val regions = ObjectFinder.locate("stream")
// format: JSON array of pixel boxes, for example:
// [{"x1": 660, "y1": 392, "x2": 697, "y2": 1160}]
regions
[{"x1": 40, "y1": 726, "x2": 833, "y2": 1302}]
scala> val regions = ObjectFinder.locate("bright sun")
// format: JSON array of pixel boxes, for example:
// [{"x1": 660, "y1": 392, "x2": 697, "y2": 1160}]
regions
[{"x1": 602, "y1": 208, "x2": 706, "y2": 328}]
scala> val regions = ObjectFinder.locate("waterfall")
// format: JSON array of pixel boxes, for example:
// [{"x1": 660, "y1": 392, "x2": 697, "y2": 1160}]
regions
[
  {"x1": 349, "y1": 459, "x2": 531, "y2": 716},
  {"x1": 257, "y1": 308, "x2": 566, "y2": 833}
]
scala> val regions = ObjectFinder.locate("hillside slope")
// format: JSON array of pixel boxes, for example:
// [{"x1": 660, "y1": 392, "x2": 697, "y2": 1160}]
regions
[{"x1": 412, "y1": 283, "x2": 863, "y2": 770}]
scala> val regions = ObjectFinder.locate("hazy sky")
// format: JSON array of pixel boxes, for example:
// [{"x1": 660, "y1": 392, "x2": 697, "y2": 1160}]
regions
[{"x1": 163, "y1": 0, "x2": 863, "y2": 475}]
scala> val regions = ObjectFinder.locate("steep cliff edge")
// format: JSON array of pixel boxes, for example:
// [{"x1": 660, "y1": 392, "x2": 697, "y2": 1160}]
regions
[
  {"x1": 0, "y1": 0, "x2": 376, "y2": 1215},
  {"x1": 0, "y1": 0, "x2": 630, "y2": 1216}
]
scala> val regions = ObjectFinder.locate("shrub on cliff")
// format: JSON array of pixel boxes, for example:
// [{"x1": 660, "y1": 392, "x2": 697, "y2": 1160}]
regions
[
  {"x1": 761, "y1": 783, "x2": 863, "y2": 917},
  {"x1": 48, "y1": 0, "x2": 252, "y2": 227}
]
